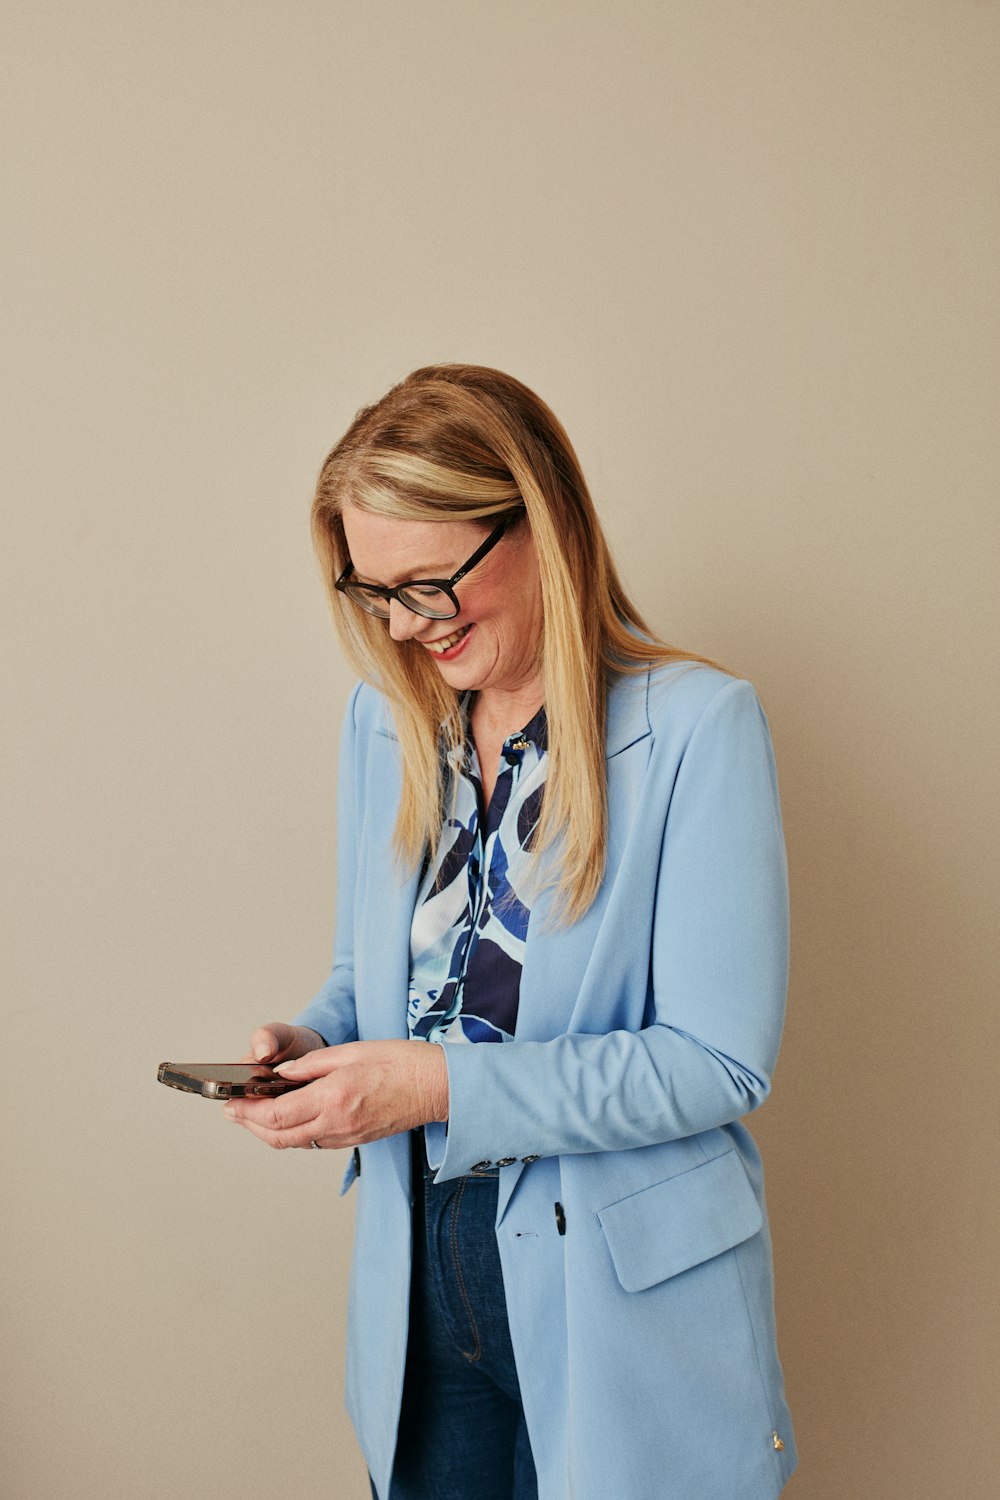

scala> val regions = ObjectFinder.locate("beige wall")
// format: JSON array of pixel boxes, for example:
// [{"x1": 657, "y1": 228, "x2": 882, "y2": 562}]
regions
[{"x1": 3, "y1": 3, "x2": 997, "y2": 1496}]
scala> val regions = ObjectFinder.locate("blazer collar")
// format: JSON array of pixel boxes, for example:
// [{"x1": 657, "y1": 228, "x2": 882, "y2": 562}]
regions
[{"x1": 371, "y1": 669, "x2": 653, "y2": 759}]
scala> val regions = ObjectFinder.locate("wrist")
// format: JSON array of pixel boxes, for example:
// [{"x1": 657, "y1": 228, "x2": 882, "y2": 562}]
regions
[
  {"x1": 425, "y1": 1040, "x2": 450, "y2": 1123},
  {"x1": 297, "y1": 1026, "x2": 327, "y2": 1054}
]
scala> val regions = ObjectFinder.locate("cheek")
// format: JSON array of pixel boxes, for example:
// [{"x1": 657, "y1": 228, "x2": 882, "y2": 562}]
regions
[
  {"x1": 460, "y1": 583, "x2": 501, "y2": 624},
  {"x1": 459, "y1": 565, "x2": 538, "y2": 633}
]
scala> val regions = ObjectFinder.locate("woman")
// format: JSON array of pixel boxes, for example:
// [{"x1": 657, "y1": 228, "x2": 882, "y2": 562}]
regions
[{"x1": 223, "y1": 364, "x2": 798, "y2": 1500}]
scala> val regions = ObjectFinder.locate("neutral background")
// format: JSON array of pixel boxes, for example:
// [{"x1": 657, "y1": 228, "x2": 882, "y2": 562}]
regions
[{"x1": 3, "y1": 3, "x2": 997, "y2": 1497}]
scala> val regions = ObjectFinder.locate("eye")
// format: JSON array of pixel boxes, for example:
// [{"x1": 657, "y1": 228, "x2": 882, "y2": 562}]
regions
[
  {"x1": 343, "y1": 583, "x2": 391, "y2": 616},
  {"x1": 397, "y1": 584, "x2": 455, "y2": 619}
]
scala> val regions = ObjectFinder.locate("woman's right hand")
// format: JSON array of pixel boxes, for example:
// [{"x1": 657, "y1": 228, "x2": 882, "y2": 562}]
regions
[{"x1": 240, "y1": 1023, "x2": 327, "y2": 1067}]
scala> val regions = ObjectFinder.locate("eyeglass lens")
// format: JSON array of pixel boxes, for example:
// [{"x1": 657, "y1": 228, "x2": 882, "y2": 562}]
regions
[{"x1": 342, "y1": 583, "x2": 458, "y2": 620}]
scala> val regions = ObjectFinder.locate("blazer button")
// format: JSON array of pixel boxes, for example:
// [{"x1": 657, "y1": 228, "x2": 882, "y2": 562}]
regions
[
  {"x1": 521, "y1": 1154, "x2": 540, "y2": 1163},
  {"x1": 471, "y1": 1160, "x2": 492, "y2": 1171},
  {"x1": 352, "y1": 1147, "x2": 361, "y2": 1176},
  {"x1": 496, "y1": 1157, "x2": 516, "y2": 1167},
  {"x1": 554, "y1": 1201, "x2": 566, "y2": 1235}
]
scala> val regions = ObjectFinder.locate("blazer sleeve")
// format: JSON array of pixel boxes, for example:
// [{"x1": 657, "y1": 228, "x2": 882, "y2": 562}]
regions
[
  {"x1": 430, "y1": 677, "x2": 791, "y2": 1180},
  {"x1": 289, "y1": 682, "x2": 363, "y2": 1048}
]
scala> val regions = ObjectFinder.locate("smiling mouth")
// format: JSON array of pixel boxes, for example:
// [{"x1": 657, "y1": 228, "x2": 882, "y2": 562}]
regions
[{"x1": 424, "y1": 623, "x2": 472, "y2": 655}]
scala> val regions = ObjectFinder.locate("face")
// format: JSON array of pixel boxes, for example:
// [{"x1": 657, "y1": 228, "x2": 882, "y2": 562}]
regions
[{"x1": 340, "y1": 503, "x2": 545, "y2": 704}]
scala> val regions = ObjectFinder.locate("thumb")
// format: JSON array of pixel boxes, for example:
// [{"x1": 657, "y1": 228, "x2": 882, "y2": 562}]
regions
[{"x1": 249, "y1": 1023, "x2": 295, "y2": 1063}]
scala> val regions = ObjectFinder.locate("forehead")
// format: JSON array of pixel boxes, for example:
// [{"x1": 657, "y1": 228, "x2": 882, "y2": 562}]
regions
[{"x1": 341, "y1": 505, "x2": 486, "y2": 582}]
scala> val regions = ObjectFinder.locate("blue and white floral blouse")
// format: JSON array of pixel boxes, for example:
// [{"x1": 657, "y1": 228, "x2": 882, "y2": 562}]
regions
[{"x1": 407, "y1": 697, "x2": 548, "y2": 1046}]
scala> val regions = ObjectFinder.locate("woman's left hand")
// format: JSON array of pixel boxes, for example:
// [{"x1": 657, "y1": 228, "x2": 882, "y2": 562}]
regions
[{"x1": 221, "y1": 1039, "x2": 450, "y2": 1150}]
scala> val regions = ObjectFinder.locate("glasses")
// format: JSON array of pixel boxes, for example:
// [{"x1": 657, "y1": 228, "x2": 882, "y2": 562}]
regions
[{"x1": 335, "y1": 510, "x2": 521, "y2": 620}]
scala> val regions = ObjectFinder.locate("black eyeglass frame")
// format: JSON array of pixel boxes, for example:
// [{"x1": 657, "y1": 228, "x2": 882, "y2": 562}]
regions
[{"x1": 334, "y1": 508, "x2": 523, "y2": 620}]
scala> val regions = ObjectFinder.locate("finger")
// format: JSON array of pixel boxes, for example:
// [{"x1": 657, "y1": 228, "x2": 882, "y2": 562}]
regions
[
  {"x1": 223, "y1": 1088, "x2": 322, "y2": 1133},
  {"x1": 274, "y1": 1043, "x2": 353, "y2": 1081},
  {"x1": 227, "y1": 1113, "x2": 329, "y2": 1151}
]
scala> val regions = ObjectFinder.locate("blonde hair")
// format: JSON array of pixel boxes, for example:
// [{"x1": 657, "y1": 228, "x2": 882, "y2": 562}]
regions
[{"x1": 311, "y1": 363, "x2": 735, "y2": 925}]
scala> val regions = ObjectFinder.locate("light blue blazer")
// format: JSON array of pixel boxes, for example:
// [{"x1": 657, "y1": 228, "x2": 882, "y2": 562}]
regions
[{"x1": 293, "y1": 660, "x2": 799, "y2": 1500}]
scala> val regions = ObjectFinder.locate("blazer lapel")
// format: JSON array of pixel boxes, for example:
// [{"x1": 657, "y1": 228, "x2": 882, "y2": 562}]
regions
[
  {"x1": 361, "y1": 727, "x2": 420, "y2": 1198},
  {"x1": 361, "y1": 726, "x2": 420, "y2": 1040},
  {"x1": 515, "y1": 667, "x2": 653, "y2": 1038},
  {"x1": 603, "y1": 667, "x2": 651, "y2": 760},
  {"x1": 496, "y1": 669, "x2": 653, "y2": 1222}
]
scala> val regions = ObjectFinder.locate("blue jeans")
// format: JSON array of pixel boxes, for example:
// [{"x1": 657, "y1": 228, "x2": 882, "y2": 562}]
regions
[{"x1": 370, "y1": 1131, "x2": 539, "y2": 1500}]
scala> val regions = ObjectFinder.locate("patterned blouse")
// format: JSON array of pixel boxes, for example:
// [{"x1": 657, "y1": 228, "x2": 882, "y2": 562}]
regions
[{"x1": 407, "y1": 697, "x2": 549, "y2": 1045}]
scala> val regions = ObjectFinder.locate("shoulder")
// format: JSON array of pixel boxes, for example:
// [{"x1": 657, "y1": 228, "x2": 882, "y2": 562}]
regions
[
  {"x1": 608, "y1": 657, "x2": 757, "y2": 733},
  {"x1": 647, "y1": 666, "x2": 782, "y2": 809},
  {"x1": 645, "y1": 661, "x2": 760, "y2": 733}
]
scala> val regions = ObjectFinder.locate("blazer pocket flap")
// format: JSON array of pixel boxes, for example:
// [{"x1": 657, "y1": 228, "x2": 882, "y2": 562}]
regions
[{"x1": 597, "y1": 1149, "x2": 763, "y2": 1292}]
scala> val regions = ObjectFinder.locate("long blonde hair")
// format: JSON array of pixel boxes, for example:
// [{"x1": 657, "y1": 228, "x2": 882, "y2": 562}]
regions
[{"x1": 311, "y1": 363, "x2": 734, "y2": 925}]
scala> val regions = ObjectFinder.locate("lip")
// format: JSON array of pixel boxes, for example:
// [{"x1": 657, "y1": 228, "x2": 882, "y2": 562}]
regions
[{"x1": 425, "y1": 623, "x2": 474, "y2": 661}]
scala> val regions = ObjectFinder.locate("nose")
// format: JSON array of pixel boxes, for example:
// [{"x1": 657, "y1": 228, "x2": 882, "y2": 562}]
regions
[{"x1": 387, "y1": 597, "x2": 425, "y2": 642}]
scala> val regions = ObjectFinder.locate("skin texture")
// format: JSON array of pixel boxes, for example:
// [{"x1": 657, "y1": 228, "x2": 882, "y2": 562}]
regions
[{"x1": 225, "y1": 507, "x2": 546, "y2": 1152}]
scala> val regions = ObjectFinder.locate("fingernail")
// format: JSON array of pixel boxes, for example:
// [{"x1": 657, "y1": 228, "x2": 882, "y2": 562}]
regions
[
  {"x1": 253, "y1": 1044, "x2": 269, "y2": 1060},
  {"x1": 223, "y1": 1104, "x2": 236, "y2": 1120}
]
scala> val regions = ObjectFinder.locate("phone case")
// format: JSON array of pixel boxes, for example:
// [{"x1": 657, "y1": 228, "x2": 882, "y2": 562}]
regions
[{"x1": 157, "y1": 1063, "x2": 303, "y2": 1099}]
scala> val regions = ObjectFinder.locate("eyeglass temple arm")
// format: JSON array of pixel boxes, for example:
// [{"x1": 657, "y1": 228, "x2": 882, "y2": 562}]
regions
[{"x1": 449, "y1": 512, "x2": 519, "y2": 586}]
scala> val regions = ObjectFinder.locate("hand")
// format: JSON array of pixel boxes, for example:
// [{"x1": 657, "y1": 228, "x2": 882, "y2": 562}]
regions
[
  {"x1": 238, "y1": 1022, "x2": 327, "y2": 1067},
  {"x1": 222, "y1": 1039, "x2": 450, "y2": 1151}
]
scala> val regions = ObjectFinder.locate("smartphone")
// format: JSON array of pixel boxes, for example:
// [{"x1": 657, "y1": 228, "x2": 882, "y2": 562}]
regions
[{"x1": 157, "y1": 1062, "x2": 306, "y2": 1100}]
